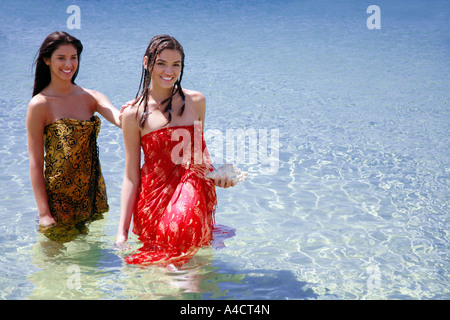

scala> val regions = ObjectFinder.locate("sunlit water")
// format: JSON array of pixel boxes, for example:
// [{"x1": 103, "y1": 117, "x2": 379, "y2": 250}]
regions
[{"x1": 0, "y1": 0, "x2": 448, "y2": 299}]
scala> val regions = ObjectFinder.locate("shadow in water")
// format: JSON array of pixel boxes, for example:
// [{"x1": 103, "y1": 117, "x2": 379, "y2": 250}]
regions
[
  {"x1": 199, "y1": 267, "x2": 318, "y2": 300},
  {"x1": 27, "y1": 220, "x2": 318, "y2": 300}
]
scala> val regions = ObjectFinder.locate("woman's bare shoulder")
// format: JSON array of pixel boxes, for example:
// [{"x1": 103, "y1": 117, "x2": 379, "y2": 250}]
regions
[
  {"x1": 183, "y1": 88, "x2": 205, "y2": 103},
  {"x1": 182, "y1": 89, "x2": 205, "y2": 116},
  {"x1": 28, "y1": 93, "x2": 50, "y2": 112},
  {"x1": 121, "y1": 99, "x2": 142, "y2": 125}
]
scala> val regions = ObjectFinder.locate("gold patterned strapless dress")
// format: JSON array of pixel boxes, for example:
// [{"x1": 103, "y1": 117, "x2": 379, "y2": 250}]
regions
[{"x1": 41, "y1": 116, "x2": 108, "y2": 242}]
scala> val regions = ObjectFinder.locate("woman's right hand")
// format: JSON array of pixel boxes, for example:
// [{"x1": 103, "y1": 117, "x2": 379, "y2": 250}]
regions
[
  {"x1": 39, "y1": 214, "x2": 56, "y2": 228},
  {"x1": 115, "y1": 231, "x2": 128, "y2": 245},
  {"x1": 114, "y1": 232, "x2": 132, "y2": 250}
]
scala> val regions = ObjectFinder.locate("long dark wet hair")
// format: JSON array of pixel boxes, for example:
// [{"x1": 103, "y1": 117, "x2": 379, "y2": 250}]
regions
[
  {"x1": 32, "y1": 31, "x2": 83, "y2": 97},
  {"x1": 135, "y1": 35, "x2": 186, "y2": 128}
]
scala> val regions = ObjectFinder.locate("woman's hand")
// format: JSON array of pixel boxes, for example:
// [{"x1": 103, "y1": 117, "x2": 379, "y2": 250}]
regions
[
  {"x1": 115, "y1": 232, "x2": 128, "y2": 245},
  {"x1": 114, "y1": 232, "x2": 132, "y2": 251},
  {"x1": 207, "y1": 164, "x2": 247, "y2": 188},
  {"x1": 39, "y1": 214, "x2": 56, "y2": 228},
  {"x1": 119, "y1": 99, "x2": 137, "y2": 124},
  {"x1": 213, "y1": 174, "x2": 236, "y2": 188}
]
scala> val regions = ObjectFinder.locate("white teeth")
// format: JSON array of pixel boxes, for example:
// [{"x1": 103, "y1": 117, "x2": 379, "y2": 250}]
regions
[
  {"x1": 161, "y1": 76, "x2": 173, "y2": 81},
  {"x1": 62, "y1": 69, "x2": 72, "y2": 74}
]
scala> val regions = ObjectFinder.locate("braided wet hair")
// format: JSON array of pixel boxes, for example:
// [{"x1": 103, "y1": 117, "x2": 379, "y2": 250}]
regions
[{"x1": 135, "y1": 35, "x2": 186, "y2": 128}]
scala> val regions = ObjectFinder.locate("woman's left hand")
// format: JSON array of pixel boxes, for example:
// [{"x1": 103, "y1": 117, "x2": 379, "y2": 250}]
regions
[
  {"x1": 214, "y1": 174, "x2": 236, "y2": 188},
  {"x1": 119, "y1": 99, "x2": 137, "y2": 124}
]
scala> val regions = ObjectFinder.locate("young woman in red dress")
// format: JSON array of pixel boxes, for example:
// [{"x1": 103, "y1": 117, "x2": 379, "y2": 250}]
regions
[{"x1": 116, "y1": 35, "x2": 235, "y2": 265}]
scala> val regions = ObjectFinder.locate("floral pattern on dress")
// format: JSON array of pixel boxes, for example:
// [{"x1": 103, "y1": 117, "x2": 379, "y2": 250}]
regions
[
  {"x1": 42, "y1": 116, "x2": 108, "y2": 242},
  {"x1": 126, "y1": 125, "x2": 217, "y2": 266}
]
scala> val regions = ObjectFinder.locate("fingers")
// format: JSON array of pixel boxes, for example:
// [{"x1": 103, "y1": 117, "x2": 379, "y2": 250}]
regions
[
  {"x1": 216, "y1": 175, "x2": 236, "y2": 188},
  {"x1": 119, "y1": 100, "x2": 138, "y2": 125},
  {"x1": 120, "y1": 99, "x2": 138, "y2": 112},
  {"x1": 38, "y1": 221, "x2": 57, "y2": 233}
]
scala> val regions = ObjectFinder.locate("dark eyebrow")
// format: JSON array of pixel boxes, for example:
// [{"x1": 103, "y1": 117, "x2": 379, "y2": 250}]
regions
[
  {"x1": 55, "y1": 54, "x2": 78, "y2": 57},
  {"x1": 156, "y1": 58, "x2": 181, "y2": 63}
]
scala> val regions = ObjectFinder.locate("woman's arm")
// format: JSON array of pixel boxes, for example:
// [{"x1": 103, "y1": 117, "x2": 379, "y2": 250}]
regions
[
  {"x1": 88, "y1": 89, "x2": 122, "y2": 128},
  {"x1": 115, "y1": 106, "x2": 141, "y2": 243},
  {"x1": 26, "y1": 97, "x2": 56, "y2": 227},
  {"x1": 189, "y1": 89, "x2": 206, "y2": 130},
  {"x1": 188, "y1": 90, "x2": 236, "y2": 188}
]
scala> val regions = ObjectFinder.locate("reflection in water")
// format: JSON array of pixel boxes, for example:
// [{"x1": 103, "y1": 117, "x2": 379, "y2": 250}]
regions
[
  {"x1": 28, "y1": 235, "x2": 239, "y2": 299},
  {"x1": 27, "y1": 218, "x2": 241, "y2": 299},
  {"x1": 28, "y1": 218, "x2": 112, "y2": 299},
  {"x1": 28, "y1": 218, "x2": 313, "y2": 299}
]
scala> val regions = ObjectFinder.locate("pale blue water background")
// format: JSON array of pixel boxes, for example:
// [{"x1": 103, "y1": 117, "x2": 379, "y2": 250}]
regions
[{"x1": 0, "y1": 0, "x2": 448, "y2": 299}]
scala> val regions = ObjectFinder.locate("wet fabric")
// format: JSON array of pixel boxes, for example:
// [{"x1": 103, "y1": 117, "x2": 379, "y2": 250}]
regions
[
  {"x1": 42, "y1": 116, "x2": 108, "y2": 242},
  {"x1": 126, "y1": 124, "x2": 217, "y2": 266}
]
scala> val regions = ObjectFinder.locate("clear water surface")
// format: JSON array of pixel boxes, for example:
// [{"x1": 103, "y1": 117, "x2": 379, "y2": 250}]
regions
[{"x1": 0, "y1": 0, "x2": 448, "y2": 299}]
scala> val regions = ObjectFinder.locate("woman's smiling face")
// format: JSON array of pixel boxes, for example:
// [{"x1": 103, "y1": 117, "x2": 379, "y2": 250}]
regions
[
  {"x1": 44, "y1": 44, "x2": 78, "y2": 81},
  {"x1": 149, "y1": 49, "x2": 182, "y2": 89}
]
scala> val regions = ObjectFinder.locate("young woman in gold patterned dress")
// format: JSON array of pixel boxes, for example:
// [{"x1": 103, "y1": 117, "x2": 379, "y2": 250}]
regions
[{"x1": 27, "y1": 31, "x2": 122, "y2": 242}]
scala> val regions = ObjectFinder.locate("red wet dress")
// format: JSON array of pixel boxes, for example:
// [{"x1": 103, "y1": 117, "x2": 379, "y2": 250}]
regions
[{"x1": 126, "y1": 124, "x2": 217, "y2": 265}]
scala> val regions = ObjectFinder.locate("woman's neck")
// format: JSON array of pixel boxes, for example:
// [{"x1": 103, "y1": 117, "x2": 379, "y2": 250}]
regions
[
  {"x1": 47, "y1": 79, "x2": 75, "y2": 97},
  {"x1": 148, "y1": 85, "x2": 174, "y2": 104}
]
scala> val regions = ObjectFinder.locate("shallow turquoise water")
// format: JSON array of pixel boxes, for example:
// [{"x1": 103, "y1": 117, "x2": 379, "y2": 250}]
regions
[{"x1": 0, "y1": 0, "x2": 448, "y2": 299}]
